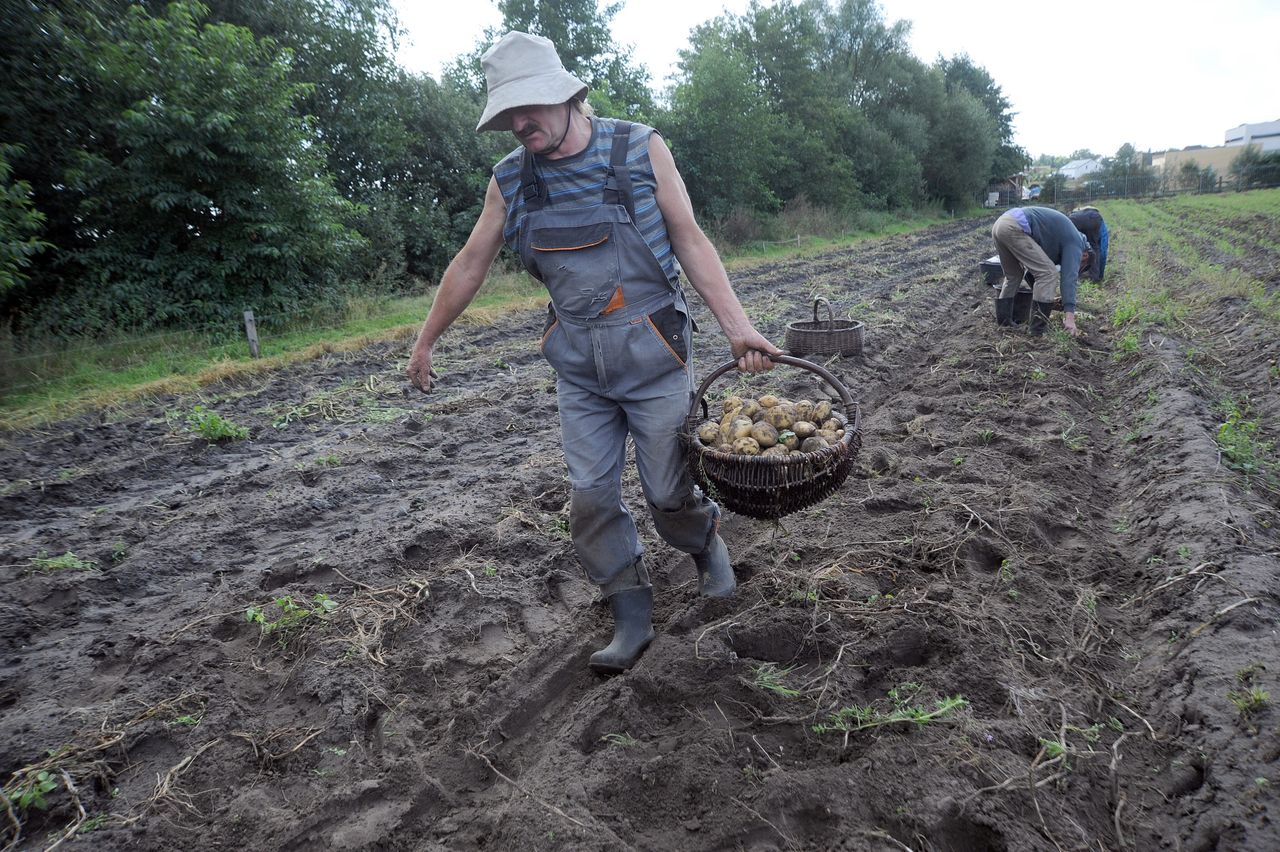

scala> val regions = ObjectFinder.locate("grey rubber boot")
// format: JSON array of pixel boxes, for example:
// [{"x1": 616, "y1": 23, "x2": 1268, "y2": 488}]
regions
[
  {"x1": 589, "y1": 586, "x2": 656, "y2": 675},
  {"x1": 1029, "y1": 300, "x2": 1054, "y2": 336},
  {"x1": 994, "y1": 297, "x2": 1015, "y2": 327},
  {"x1": 693, "y1": 534, "x2": 736, "y2": 598}
]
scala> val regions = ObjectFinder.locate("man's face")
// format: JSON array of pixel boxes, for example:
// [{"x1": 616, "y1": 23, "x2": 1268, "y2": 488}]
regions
[{"x1": 508, "y1": 104, "x2": 568, "y2": 155}]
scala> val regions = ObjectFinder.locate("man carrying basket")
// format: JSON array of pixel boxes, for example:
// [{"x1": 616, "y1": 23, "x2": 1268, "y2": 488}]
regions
[{"x1": 405, "y1": 32, "x2": 781, "y2": 673}]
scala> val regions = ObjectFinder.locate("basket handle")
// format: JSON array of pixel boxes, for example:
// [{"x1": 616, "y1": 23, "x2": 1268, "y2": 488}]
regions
[
  {"x1": 687, "y1": 354, "x2": 855, "y2": 420},
  {"x1": 812, "y1": 297, "x2": 835, "y2": 330}
]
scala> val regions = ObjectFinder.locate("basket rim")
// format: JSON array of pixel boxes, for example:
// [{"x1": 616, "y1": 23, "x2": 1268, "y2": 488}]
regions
[{"x1": 785, "y1": 318, "x2": 865, "y2": 332}]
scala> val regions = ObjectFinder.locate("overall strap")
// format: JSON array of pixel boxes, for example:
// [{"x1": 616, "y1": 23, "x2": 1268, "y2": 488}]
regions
[
  {"x1": 602, "y1": 121, "x2": 635, "y2": 218},
  {"x1": 519, "y1": 148, "x2": 548, "y2": 211}
]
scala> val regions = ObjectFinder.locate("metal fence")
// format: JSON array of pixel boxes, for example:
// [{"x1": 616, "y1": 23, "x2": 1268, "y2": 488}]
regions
[{"x1": 1005, "y1": 172, "x2": 1280, "y2": 208}]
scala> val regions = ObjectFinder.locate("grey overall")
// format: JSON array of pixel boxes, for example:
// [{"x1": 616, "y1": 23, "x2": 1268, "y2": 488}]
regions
[{"x1": 516, "y1": 122, "x2": 719, "y2": 592}]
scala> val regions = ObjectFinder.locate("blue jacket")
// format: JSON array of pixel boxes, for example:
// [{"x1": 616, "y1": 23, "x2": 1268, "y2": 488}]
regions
[{"x1": 1069, "y1": 207, "x2": 1109, "y2": 281}]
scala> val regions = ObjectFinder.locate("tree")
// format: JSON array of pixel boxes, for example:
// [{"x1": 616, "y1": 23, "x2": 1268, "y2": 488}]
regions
[
  {"x1": 663, "y1": 33, "x2": 783, "y2": 218},
  {"x1": 822, "y1": 0, "x2": 912, "y2": 108},
  {"x1": 923, "y1": 90, "x2": 997, "y2": 209},
  {"x1": 937, "y1": 53, "x2": 1027, "y2": 182},
  {"x1": 57, "y1": 2, "x2": 364, "y2": 334},
  {"x1": 1112, "y1": 143, "x2": 1138, "y2": 170},
  {"x1": 1229, "y1": 145, "x2": 1280, "y2": 189}
]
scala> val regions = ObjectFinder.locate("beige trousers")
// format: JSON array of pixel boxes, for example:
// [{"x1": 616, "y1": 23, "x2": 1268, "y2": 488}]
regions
[{"x1": 992, "y1": 214, "x2": 1059, "y2": 302}]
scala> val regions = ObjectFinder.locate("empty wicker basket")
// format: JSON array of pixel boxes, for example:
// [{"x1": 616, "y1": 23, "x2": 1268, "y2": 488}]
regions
[
  {"x1": 680, "y1": 355, "x2": 862, "y2": 520},
  {"x1": 785, "y1": 298, "x2": 864, "y2": 357}
]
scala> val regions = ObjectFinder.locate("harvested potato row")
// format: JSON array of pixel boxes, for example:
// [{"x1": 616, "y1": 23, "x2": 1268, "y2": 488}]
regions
[{"x1": 700, "y1": 394, "x2": 848, "y2": 456}]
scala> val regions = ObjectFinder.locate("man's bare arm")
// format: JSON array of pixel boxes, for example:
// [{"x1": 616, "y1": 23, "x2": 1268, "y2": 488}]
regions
[{"x1": 407, "y1": 176, "x2": 507, "y2": 390}]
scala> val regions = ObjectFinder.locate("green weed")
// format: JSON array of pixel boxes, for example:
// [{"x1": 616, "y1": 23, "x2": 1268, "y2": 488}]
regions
[
  {"x1": 979, "y1": 428, "x2": 995, "y2": 444},
  {"x1": 1216, "y1": 401, "x2": 1274, "y2": 478},
  {"x1": 1060, "y1": 419, "x2": 1089, "y2": 452},
  {"x1": 245, "y1": 592, "x2": 338, "y2": 641},
  {"x1": 1228, "y1": 686, "x2": 1269, "y2": 718},
  {"x1": 1113, "y1": 332, "x2": 1140, "y2": 359},
  {"x1": 600, "y1": 732, "x2": 639, "y2": 748},
  {"x1": 2, "y1": 769, "x2": 58, "y2": 813},
  {"x1": 78, "y1": 813, "x2": 110, "y2": 833},
  {"x1": 1039, "y1": 738, "x2": 1066, "y2": 760},
  {"x1": 185, "y1": 405, "x2": 249, "y2": 441},
  {"x1": 750, "y1": 663, "x2": 802, "y2": 698},
  {"x1": 29, "y1": 550, "x2": 95, "y2": 572},
  {"x1": 813, "y1": 683, "x2": 967, "y2": 744}
]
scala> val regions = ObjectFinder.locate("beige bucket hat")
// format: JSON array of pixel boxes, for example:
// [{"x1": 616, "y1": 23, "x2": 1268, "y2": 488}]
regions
[{"x1": 475, "y1": 32, "x2": 588, "y2": 132}]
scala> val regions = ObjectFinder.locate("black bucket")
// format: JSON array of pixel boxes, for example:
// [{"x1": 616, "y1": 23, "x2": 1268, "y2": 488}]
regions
[
  {"x1": 994, "y1": 288, "x2": 1033, "y2": 324},
  {"x1": 1012, "y1": 290, "x2": 1032, "y2": 324}
]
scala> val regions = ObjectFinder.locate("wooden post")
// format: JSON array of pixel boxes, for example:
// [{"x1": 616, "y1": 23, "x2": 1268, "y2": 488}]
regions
[{"x1": 243, "y1": 309, "x2": 261, "y2": 359}]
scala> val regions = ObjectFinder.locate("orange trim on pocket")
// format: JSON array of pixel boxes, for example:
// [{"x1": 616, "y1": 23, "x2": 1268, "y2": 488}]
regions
[
  {"x1": 532, "y1": 236, "x2": 609, "y2": 252},
  {"x1": 601, "y1": 287, "x2": 626, "y2": 315},
  {"x1": 646, "y1": 317, "x2": 686, "y2": 367},
  {"x1": 540, "y1": 319, "x2": 559, "y2": 351}
]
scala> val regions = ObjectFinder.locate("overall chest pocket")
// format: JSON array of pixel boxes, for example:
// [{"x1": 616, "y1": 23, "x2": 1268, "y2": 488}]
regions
[{"x1": 530, "y1": 222, "x2": 620, "y2": 318}]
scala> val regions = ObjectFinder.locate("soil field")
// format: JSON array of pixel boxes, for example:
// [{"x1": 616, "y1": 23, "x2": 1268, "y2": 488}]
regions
[{"x1": 3, "y1": 199, "x2": 1279, "y2": 851}]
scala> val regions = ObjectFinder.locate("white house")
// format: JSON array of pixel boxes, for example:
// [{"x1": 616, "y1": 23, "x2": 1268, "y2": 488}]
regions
[
  {"x1": 1060, "y1": 158, "x2": 1104, "y2": 180},
  {"x1": 1225, "y1": 119, "x2": 1280, "y2": 152}
]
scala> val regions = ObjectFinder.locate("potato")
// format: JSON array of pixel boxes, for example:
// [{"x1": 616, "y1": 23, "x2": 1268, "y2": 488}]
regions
[
  {"x1": 793, "y1": 400, "x2": 815, "y2": 423},
  {"x1": 750, "y1": 421, "x2": 779, "y2": 448},
  {"x1": 777, "y1": 429, "x2": 799, "y2": 450},
  {"x1": 757, "y1": 394, "x2": 781, "y2": 409},
  {"x1": 732, "y1": 436, "x2": 761, "y2": 455},
  {"x1": 697, "y1": 420, "x2": 720, "y2": 445},
  {"x1": 722, "y1": 395, "x2": 744, "y2": 417},
  {"x1": 792, "y1": 420, "x2": 817, "y2": 439},
  {"x1": 821, "y1": 418, "x2": 842, "y2": 432},
  {"x1": 800, "y1": 436, "x2": 828, "y2": 453},
  {"x1": 730, "y1": 416, "x2": 755, "y2": 440},
  {"x1": 817, "y1": 428, "x2": 840, "y2": 444},
  {"x1": 812, "y1": 400, "x2": 833, "y2": 422},
  {"x1": 763, "y1": 404, "x2": 795, "y2": 431},
  {"x1": 760, "y1": 445, "x2": 788, "y2": 458},
  {"x1": 739, "y1": 398, "x2": 762, "y2": 421}
]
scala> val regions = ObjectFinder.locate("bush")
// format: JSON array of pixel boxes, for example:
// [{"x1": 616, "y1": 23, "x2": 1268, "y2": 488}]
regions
[{"x1": 0, "y1": 145, "x2": 49, "y2": 296}]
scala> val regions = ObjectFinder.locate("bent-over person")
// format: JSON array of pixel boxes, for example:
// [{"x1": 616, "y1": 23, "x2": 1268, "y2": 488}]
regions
[{"x1": 991, "y1": 205, "x2": 1092, "y2": 337}]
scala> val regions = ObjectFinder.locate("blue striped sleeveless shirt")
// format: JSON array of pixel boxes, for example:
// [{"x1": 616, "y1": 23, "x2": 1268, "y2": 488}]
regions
[{"x1": 493, "y1": 117, "x2": 679, "y2": 283}]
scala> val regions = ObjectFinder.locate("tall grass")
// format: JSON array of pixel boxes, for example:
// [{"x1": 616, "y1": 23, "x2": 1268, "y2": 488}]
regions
[{"x1": 0, "y1": 271, "x2": 546, "y2": 429}]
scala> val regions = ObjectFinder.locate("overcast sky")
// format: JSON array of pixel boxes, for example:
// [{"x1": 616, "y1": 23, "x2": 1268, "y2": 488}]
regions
[{"x1": 390, "y1": 0, "x2": 1279, "y2": 159}]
